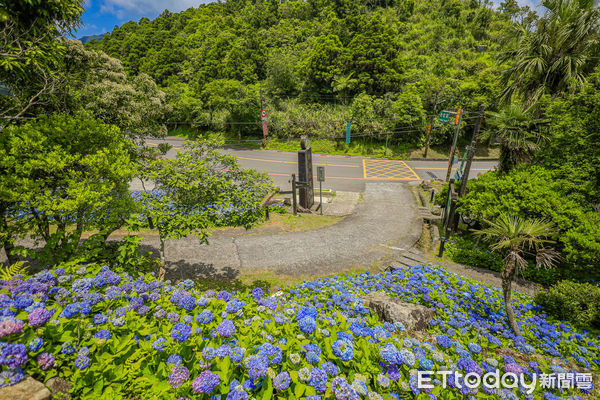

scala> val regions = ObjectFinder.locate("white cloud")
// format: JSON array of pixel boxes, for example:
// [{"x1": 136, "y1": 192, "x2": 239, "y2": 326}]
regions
[{"x1": 99, "y1": 0, "x2": 203, "y2": 19}]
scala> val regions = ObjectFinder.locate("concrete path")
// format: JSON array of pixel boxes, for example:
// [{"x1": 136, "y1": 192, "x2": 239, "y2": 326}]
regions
[{"x1": 157, "y1": 182, "x2": 422, "y2": 280}]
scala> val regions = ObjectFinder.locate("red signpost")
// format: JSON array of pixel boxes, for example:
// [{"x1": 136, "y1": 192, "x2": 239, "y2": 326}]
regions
[{"x1": 261, "y1": 109, "x2": 268, "y2": 147}]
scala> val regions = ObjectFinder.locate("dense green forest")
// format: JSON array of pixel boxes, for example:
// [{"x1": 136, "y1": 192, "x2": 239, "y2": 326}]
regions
[{"x1": 86, "y1": 0, "x2": 536, "y2": 144}]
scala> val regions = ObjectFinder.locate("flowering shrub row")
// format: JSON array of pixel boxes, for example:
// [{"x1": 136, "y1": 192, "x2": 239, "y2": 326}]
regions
[{"x1": 0, "y1": 263, "x2": 598, "y2": 399}]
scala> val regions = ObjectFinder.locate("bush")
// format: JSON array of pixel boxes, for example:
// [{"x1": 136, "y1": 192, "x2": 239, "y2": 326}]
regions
[
  {"x1": 535, "y1": 280, "x2": 600, "y2": 330},
  {"x1": 458, "y1": 165, "x2": 600, "y2": 283},
  {"x1": 443, "y1": 235, "x2": 566, "y2": 285},
  {"x1": 444, "y1": 235, "x2": 503, "y2": 272}
]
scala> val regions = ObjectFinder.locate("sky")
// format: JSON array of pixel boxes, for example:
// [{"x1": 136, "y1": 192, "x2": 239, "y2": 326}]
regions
[{"x1": 76, "y1": 0, "x2": 540, "y2": 38}]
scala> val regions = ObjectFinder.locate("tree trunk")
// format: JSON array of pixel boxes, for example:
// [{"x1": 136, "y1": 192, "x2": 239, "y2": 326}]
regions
[
  {"x1": 1, "y1": 239, "x2": 17, "y2": 265},
  {"x1": 501, "y1": 261, "x2": 521, "y2": 336},
  {"x1": 158, "y1": 233, "x2": 166, "y2": 281}
]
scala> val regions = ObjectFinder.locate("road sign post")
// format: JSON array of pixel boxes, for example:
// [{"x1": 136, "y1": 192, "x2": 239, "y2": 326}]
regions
[
  {"x1": 317, "y1": 166, "x2": 325, "y2": 215},
  {"x1": 346, "y1": 123, "x2": 351, "y2": 144},
  {"x1": 438, "y1": 111, "x2": 450, "y2": 123}
]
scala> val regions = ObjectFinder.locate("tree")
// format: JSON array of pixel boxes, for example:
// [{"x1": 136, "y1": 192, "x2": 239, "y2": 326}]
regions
[
  {"x1": 0, "y1": 0, "x2": 84, "y2": 124},
  {"x1": 201, "y1": 79, "x2": 260, "y2": 139},
  {"x1": 136, "y1": 140, "x2": 273, "y2": 273},
  {"x1": 499, "y1": 0, "x2": 600, "y2": 104},
  {"x1": 475, "y1": 214, "x2": 560, "y2": 335},
  {"x1": 62, "y1": 40, "x2": 169, "y2": 142},
  {"x1": 486, "y1": 104, "x2": 548, "y2": 172},
  {"x1": 0, "y1": 114, "x2": 137, "y2": 265}
]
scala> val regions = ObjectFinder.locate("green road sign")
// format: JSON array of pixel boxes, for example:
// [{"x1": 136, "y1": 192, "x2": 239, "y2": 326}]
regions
[{"x1": 439, "y1": 111, "x2": 450, "y2": 123}]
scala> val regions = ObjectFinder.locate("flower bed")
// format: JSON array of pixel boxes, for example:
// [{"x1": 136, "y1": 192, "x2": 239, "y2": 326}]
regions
[{"x1": 0, "y1": 264, "x2": 598, "y2": 399}]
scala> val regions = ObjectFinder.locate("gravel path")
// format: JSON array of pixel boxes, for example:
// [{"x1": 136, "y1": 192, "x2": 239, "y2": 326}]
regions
[{"x1": 157, "y1": 182, "x2": 422, "y2": 280}]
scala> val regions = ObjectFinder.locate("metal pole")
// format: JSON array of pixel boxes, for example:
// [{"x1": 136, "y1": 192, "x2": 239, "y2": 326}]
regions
[
  {"x1": 424, "y1": 93, "x2": 439, "y2": 158},
  {"x1": 459, "y1": 103, "x2": 485, "y2": 197},
  {"x1": 445, "y1": 108, "x2": 462, "y2": 182},
  {"x1": 260, "y1": 89, "x2": 265, "y2": 148},
  {"x1": 291, "y1": 174, "x2": 297, "y2": 216},
  {"x1": 319, "y1": 180, "x2": 323, "y2": 215},
  {"x1": 385, "y1": 132, "x2": 388, "y2": 156}
]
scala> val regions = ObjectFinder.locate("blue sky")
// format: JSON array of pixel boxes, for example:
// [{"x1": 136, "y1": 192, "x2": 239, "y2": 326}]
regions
[{"x1": 76, "y1": 0, "x2": 540, "y2": 37}]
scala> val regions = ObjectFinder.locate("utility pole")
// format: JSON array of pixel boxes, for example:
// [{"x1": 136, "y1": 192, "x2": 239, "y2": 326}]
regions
[
  {"x1": 445, "y1": 107, "x2": 462, "y2": 182},
  {"x1": 458, "y1": 103, "x2": 485, "y2": 197},
  {"x1": 423, "y1": 93, "x2": 440, "y2": 158}
]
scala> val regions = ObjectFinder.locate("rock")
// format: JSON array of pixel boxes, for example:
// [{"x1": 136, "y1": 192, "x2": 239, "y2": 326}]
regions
[
  {"x1": 45, "y1": 377, "x2": 72, "y2": 399},
  {"x1": 0, "y1": 376, "x2": 51, "y2": 400},
  {"x1": 362, "y1": 291, "x2": 434, "y2": 331}
]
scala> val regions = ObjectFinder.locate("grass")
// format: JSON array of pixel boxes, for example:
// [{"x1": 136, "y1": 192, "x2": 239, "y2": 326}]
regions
[
  {"x1": 85, "y1": 211, "x2": 344, "y2": 240},
  {"x1": 168, "y1": 127, "x2": 500, "y2": 160}
]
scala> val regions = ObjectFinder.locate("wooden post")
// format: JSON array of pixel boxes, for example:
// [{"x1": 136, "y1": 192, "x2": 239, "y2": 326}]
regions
[
  {"x1": 291, "y1": 174, "x2": 297, "y2": 216},
  {"x1": 445, "y1": 108, "x2": 462, "y2": 182}
]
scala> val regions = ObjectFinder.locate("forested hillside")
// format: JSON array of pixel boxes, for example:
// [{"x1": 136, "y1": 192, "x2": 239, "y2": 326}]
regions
[{"x1": 86, "y1": 0, "x2": 534, "y2": 144}]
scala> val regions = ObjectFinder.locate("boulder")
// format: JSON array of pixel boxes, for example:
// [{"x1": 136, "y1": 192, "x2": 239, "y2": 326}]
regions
[
  {"x1": 0, "y1": 376, "x2": 51, "y2": 400},
  {"x1": 45, "y1": 377, "x2": 72, "y2": 399},
  {"x1": 362, "y1": 291, "x2": 434, "y2": 331}
]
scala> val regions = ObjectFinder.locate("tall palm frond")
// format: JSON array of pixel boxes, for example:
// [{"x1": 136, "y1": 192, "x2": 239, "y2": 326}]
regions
[{"x1": 500, "y1": 0, "x2": 600, "y2": 104}]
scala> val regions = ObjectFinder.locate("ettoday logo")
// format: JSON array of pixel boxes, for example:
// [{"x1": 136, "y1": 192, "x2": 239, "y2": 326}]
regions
[{"x1": 417, "y1": 371, "x2": 594, "y2": 395}]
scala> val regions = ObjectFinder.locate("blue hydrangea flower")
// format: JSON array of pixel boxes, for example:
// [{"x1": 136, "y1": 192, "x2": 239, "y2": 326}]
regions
[
  {"x1": 332, "y1": 339, "x2": 354, "y2": 361},
  {"x1": 172, "y1": 323, "x2": 191, "y2": 342},
  {"x1": 28, "y1": 338, "x2": 43, "y2": 352},
  {"x1": 74, "y1": 355, "x2": 90, "y2": 370}
]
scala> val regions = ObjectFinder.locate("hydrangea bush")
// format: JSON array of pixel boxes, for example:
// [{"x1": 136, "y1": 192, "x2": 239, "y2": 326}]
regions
[{"x1": 1, "y1": 263, "x2": 599, "y2": 399}]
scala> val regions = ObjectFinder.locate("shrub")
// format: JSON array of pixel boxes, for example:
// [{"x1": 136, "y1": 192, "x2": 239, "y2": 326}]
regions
[
  {"x1": 535, "y1": 280, "x2": 600, "y2": 330},
  {"x1": 458, "y1": 165, "x2": 600, "y2": 283},
  {"x1": 444, "y1": 235, "x2": 503, "y2": 272}
]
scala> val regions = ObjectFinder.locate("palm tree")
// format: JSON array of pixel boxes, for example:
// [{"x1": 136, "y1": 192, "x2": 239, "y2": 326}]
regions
[
  {"x1": 332, "y1": 73, "x2": 358, "y2": 105},
  {"x1": 486, "y1": 104, "x2": 549, "y2": 172},
  {"x1": 475, "y1": 214, "x2": 560, "y2": 336},
  {"x1": 499, "y1": 0, "x2": 600, "y2": 105}
]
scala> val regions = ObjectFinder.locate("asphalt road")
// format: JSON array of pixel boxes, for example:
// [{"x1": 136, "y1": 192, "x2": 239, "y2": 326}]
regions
[{"x1": 148, "y1": 137, "x2": 497, "y2": 192}]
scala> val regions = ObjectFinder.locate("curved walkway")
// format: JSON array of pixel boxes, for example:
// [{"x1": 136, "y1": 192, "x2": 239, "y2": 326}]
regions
[{"x1": 159, "y1": 182, "x2": 422, "y2": 280}]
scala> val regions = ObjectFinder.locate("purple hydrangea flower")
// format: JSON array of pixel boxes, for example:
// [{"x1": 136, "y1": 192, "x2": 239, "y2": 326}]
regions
[
  {"x1": 216, "y1": 290, "x2": 232, "y2": 302},
  {"x1": 27, "y1": 308, "x2": 52, "y2": 327},
  {"x1": 169, "y1": 365, "x2": 189, "y2": 388},
  {"x1": 37, "y1": 352, "x2": 55, "y2": 370},
  {"x1": 0, "y1": 367, "x2": 25, "y2": 389},
  {"x1": 273, "y1": 371, "x2": 291, "y2": 391},
  {"x1": 192, "y1": 370, "x2": 220, "y2": 394},
  {"x1": 0, "y1": 344, "x2": 28, "y2": 368},
  {"x1": 0, "y1": 317, "x2": 24, "y2": 337},
  {"x1": 309, "y1": 367, "x2": 328, "y2": 392},
  {"x1": 217, "y1": 320, "x2": 235, "y2": 338}
]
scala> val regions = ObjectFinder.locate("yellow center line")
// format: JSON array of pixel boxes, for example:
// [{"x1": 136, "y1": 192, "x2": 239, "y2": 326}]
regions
[
  {"x1": 362, "y1": 159, "x2": 367, "y2": 179},
  {"x1": 236, "y1": 156, "x2": 359, "y2": 168}
]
